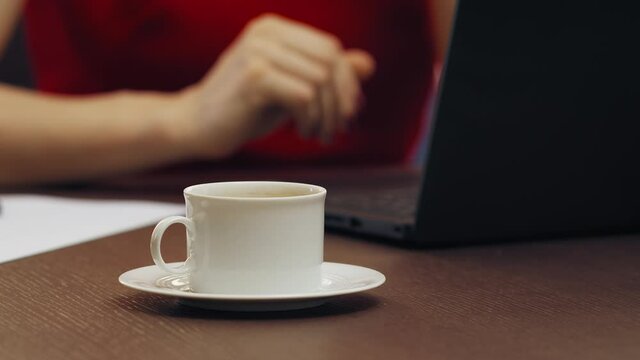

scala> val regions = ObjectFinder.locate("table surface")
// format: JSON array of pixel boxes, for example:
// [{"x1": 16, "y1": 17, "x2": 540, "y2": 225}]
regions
[{"x1": 1, "y1": 167, "x2": 639, "y2": 360}]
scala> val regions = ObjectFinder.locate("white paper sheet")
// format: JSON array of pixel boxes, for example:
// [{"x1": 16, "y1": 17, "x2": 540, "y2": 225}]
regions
[{"x1": 0, "y1": 194, "x2": 184, "y2": 264}]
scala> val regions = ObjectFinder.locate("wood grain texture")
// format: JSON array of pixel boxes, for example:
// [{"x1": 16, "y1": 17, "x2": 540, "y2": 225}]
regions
[{"x1": 1, "y1": 177, "x2": 639, "y2": 359}]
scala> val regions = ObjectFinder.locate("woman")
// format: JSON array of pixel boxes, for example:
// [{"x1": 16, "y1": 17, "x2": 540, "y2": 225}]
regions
[{"x1": 0, "y1": 0, "x2": 455, "y2": 185}]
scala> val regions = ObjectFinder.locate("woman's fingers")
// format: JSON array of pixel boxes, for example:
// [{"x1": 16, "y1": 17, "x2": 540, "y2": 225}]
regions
[
  {"x1": 242, "y1": 14, "x2": 377, "y2": 142},
  {"x1": 244, "y1": 37, "x2": 328, "y2": 85},
  {"x1": 318, "y1": 83, "x2": 338, "y2": 142},
  {"x1": 323, "y1": 51, "x2": 375, "y2": 138},
  {"x1": 249, "y1": 13, "x2": 343, "y2": 66},
  {"x1": 332, "y1": 56, "x2": 360, "y2": 133},
  {"x1": 254, "y1": 60, "x2": 314, "y2": 122},
  {"x1": 345, "y1": 49, "x2": 376, "y2": 80}
]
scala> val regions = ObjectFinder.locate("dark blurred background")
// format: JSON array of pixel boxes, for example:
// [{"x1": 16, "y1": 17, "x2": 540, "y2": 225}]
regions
[{"x1": 0, "y1": 20, "x2": 32, "y2": 88}]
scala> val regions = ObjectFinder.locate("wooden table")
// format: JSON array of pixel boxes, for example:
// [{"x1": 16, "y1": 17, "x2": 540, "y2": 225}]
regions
[{"x1": 1, "y1": 168, "x2": 639, "y2": 360}]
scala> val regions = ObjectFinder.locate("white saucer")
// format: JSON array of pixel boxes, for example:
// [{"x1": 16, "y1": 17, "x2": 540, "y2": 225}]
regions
[{"x1": 118, "y1": 262, "x2": 385, "y2": 311}]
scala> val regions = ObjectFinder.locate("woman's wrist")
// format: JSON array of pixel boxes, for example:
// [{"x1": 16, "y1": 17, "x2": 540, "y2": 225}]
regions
[
  {"x1": 163, "y1": 85, "x2": 239, "y2": 161},
  {"x1": 122, "y1": 88, "x2": 201, "y2": 163},
  {"x1": 155, "y1": 88, "x2": 199, "y2": 160}
]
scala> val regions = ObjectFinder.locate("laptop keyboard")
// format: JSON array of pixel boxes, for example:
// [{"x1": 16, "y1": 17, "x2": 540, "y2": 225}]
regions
[{"x1": 326, "y1": 185, "x2": 421, "y2": 219}]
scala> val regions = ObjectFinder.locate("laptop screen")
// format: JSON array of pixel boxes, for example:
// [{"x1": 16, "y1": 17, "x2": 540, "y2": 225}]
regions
[{"x1": 416, "y1": 0, "x2": 640, "y2": 243}]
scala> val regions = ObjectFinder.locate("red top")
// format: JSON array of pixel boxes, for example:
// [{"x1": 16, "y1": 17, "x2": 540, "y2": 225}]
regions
[{"x1": 24, "y1": 0, "x2": 434, "y2": 165}]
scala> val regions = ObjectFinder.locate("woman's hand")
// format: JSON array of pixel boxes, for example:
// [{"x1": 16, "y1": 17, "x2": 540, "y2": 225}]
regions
[{"x1": 176, "y1": 13, "x2": 375, "y2": 158}]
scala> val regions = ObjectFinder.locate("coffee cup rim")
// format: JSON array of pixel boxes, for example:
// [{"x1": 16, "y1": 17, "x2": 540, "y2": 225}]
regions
[{"x1": 183, "y1": 181, "x2": 326, "y2": 201}]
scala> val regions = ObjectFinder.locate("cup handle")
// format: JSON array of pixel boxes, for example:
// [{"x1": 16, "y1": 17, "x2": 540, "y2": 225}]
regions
[{"x1": 150, "y1": 216, "x2": 194, "y2": 274}]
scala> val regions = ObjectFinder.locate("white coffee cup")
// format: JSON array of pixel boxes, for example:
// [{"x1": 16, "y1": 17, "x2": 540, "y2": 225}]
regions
[{"x1": 150, "y1": 181, "x2": 326, "y2": 294}]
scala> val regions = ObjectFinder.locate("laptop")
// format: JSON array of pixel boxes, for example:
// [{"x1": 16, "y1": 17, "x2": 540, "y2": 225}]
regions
[{"x1": 324, "y1": 0, "x2": 640, "y2": 245}]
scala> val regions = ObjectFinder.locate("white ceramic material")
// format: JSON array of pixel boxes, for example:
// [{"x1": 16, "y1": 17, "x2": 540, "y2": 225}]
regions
[
  {"x1": 119, "y1": 262, "x2": 386, "y2": 311},
  {"x1": 150, "y1": 181, "x2": 326, "y2": 294}
]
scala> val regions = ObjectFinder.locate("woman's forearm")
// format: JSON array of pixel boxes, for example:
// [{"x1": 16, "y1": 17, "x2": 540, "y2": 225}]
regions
[
  {"x1": 0, "y1": 14, "x2": 377, "y2": 187},
  {"x1": 0, "y1": 84, "x2": 194, "y2": 186}
]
